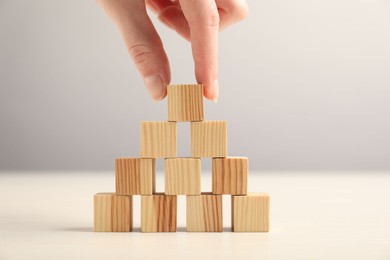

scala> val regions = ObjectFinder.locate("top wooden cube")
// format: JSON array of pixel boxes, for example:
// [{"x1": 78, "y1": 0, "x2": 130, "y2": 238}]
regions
[{"x1": 167, "y1": 84, "x2": 204, "y2": 122}]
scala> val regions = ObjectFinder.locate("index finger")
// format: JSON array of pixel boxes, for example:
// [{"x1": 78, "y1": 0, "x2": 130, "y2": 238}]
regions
[{"x1": 179, "y1": 0, "x2": 219, "y2": 101}]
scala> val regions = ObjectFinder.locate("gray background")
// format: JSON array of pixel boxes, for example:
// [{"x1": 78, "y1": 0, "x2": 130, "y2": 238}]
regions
[{"x1": 1, "y1": 0, "x2": 390, "y2": 171}]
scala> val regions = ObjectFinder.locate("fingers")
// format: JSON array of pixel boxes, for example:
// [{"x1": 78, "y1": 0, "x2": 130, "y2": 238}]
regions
[
  {"x1": 179, "y1": 0, "x2": 220, "y2": 101},
  {"x1": 148, "y1": 0, "x2": 248, "y2": 35},
  {"x1": 97, "y1": 0, "x2": 170, "y2": 100},
  {"x1": 146, "y1": 0, "x2": 190, "y2": 40},
  {"x1": 97, "y1": 0, "x2": 248, "y2": 101},
  {"x1": 158, "y1": 6, "x2": 191, "y2": 41},
  {"x1": 215, "y1": 0, "x2": 248, "y2": 30}
]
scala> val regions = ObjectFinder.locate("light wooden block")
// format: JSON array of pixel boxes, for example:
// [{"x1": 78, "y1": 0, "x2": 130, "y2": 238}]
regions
[
  {"x1": 115, "y1": 158, "x2": 155, "y2": 195},
  {"x1": 167, "y1": 84, "x2": 204, "y2": 122},
  {"x1": 140, "y1": 121, "x2": 177, "y2": 158},
  {"x1": 232, "y1": 193, "x2": 270, "y2": 232},
  {"x1": 212, "y1": 157, "x2": 248, "y2": 195},
  {"x1": 191, "y1": 121, "x2": 227, "y2": 158},
  {"x1": 94, "y1": 193, "x2": 132, "y2": 232},
  {"x1": 141, "y1": 194, "x2": 177, "y2": 232},
  {"x1": 186, "y1": 193, "x2": 223, "y2": 232},
  {"x1": 165, "y1": 158, "x2": 201, "y2": 195}
]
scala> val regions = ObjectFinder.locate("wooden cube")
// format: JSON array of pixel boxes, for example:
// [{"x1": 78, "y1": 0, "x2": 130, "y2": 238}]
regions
[
  {"x1": 94, "y1": 193, "x2": 132, "y2": 232},
  {"x1": 140, "y1": 121, "x2": 177, "y2": 158},
  {"x1": 115, "y1": 158, "x2": 155, "y2": 195},
  {"x1": 141, "y1": 194, "x2": 177, "y2": 232},
  {"x1": 165, "y1": 158, "x2": 201, "y2": 195},
  {"x1": 167, "y1": 84, "x2": 204, "y2": 122},
  {"x1": 186, "y1": 193, "x2": 223, "y2": 232},
  {"x1": 232, "y1": 193, "x2": 270, "y2": 232},
  {"x1": 212, "y1": 157, "x2": 248, "y2": 195},
  {"x1": 191, "y1": 121, "x2": 227, "y2": 158}
]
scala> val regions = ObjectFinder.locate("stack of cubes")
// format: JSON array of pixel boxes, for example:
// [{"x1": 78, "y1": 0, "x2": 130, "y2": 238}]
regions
[{"x1": 94, "y1": 84, "x2": 270, "y2": 233}]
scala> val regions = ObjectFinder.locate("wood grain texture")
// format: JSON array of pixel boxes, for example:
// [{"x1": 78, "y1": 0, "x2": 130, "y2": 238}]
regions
[
  {"x1": 167, "y1": 84, "x2": 204, "y2": 122},
  {"x1": 232, "y1": 193, "x2": 270, "y2": 232},
  {"x1": 186, "y1": 193, "x2": 223, "y2": 232},
  {"x1": 94, "y1": 193, "x2": 132, "y2": 232},
  {"x1": 140, "y1": 121, "x2": 177, "y2": 158},
  {"x1": 191, "y1": 121, "x2": 227, "y2": 158},
  {"x1": 115, "y1": 158, "x2": 155, "y2": 195},
  {"x1": 212, "y1": 157, "x2": 248, "y2": 195},
  {"x1": 165, "y1": 158, "x2": 201, "y2": 195},
  {"x1": 141, "y1": 194, "x2": 177, "y2": 232}
]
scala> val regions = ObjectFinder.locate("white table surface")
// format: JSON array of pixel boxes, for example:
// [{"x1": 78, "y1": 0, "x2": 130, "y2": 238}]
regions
[{"x1": 0, "y1": 171, "x2": 389, "y2": 260}]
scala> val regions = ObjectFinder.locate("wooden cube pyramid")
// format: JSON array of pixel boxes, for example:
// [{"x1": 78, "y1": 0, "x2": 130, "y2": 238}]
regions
[
  {"x1": 93, "y1": 83, "x2": 270, "y2": 233},
  {"x1": 140, "y1": 121, "x2": 177, "y2": 158},
  {"x1": 187, "y1": 193, "x2": 222, "y2": 232},
  {"x1": 165, "y1": 158, "x2": 201, "y2": 195},
  {"x1": 141, "y1": 193, "x2": 177, "y2": 232},
  {"x1": 115, "y1": 158, "x2": 155, "y2": 195},
  {"x1": 232, "y1": 193, "x2": 270, "y2": 232},
  {"x1": 212, "y1": 157, "x2": 248, "y2": 195},
  {"x1": 167, "y1": 84, "x2": 204, "y2": 122},
  {"x1": 94, "y1": 193, "x2": 132, "y2": 232},
  {"x1": 191, "y1": 121, "x2": 227, "y2": 157}
]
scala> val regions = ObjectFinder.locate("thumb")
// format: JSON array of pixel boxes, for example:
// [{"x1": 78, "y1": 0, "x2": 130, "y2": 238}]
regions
[{"x1": 97, "y1": 0, "x2": 170, "y2": 100}]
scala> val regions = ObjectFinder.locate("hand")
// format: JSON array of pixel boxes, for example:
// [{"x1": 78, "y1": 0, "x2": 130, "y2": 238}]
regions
[{"x1": 96, "y1": 0, "x2": 248, "y2": 101}]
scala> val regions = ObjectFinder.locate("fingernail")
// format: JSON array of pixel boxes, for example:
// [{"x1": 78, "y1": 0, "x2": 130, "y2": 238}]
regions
[
  {"x1": 213, "y1": 79, "x2": 219, "y2": 103},
  {"x1": 144, "y1": 75, "x2": 165, "y2": 100}
]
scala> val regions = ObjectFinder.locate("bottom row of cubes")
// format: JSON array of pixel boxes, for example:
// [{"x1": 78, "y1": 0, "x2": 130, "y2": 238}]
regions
[{"x1": 94, "y1": 192, "x2": 270, "y2": 232}]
